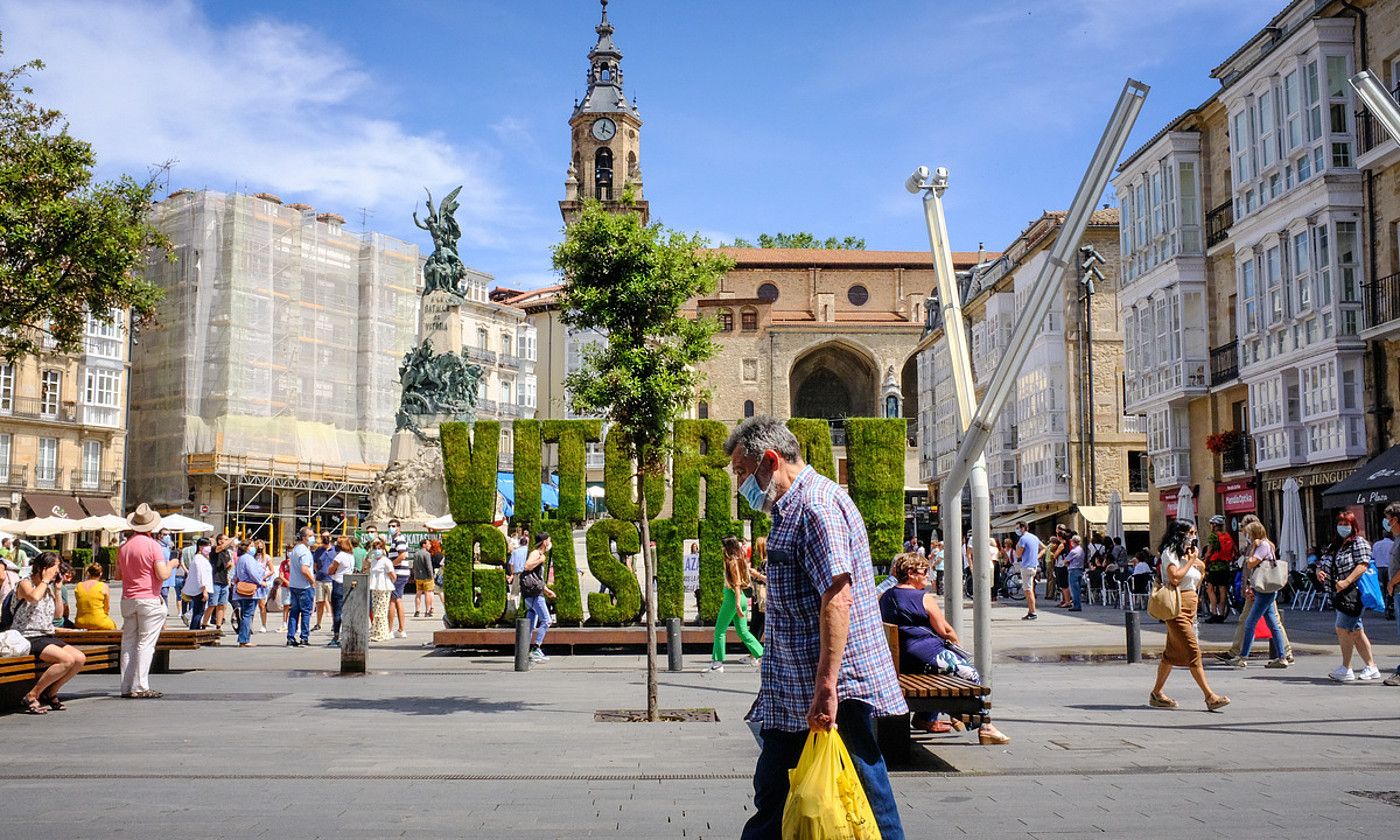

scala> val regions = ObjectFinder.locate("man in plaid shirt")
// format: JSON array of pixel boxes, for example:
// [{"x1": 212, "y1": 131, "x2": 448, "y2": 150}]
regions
[{"x1": 726, "y1": 416, "x2": 906, "y2": 840}]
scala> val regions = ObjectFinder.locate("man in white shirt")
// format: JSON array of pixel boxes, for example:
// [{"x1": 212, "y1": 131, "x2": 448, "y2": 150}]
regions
[
  {"x1": 286, "y1": 527, "x2": 316, "y2": 647},
  {"x1": 1372, "y1": 529, "x2": 1395, "y2": 622},
  {"x1": 181, "y1": 538, "x2": 213, "y2": 630}
]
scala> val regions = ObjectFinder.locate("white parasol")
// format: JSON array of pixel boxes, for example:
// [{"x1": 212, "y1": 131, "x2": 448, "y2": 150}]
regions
[
  {"x1": 1175, "y1": 484, "x2": 1195, "y2": 525},
  {"x1": 1278, "y1": 477, "x2": 1310, "y2": 571}
]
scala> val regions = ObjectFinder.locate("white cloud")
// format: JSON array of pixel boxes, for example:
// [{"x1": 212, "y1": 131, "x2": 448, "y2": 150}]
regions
[{"x1": 0, "y1": 0, "x2": 533, "y2": 249}]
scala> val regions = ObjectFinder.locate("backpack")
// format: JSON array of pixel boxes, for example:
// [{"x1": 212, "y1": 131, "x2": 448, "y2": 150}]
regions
[{"x1": 1249, "y1": 541, "x2": 1288, "y2": 593}]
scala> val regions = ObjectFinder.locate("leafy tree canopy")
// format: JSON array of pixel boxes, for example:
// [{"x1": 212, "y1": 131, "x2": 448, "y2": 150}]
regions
[
  {"x1": 553, "y1": 200, "x2": 732, "y2": 465},
  {"x1": 728, "y1": 231, "x2": 866, "y2": 250},
  {"x1": 0, "y1": 36, "x2": 166, "y2": 360}
]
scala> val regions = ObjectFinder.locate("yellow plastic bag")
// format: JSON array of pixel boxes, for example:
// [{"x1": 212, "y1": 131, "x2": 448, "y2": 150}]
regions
[{"x1": 781, "y1": 727, "x2": 881, "y2": 840}]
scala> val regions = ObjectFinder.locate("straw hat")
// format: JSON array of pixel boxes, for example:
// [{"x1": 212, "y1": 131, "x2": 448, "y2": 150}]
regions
[{"x1": 126, "y1": 503, "x2": 163, "y2": 534}]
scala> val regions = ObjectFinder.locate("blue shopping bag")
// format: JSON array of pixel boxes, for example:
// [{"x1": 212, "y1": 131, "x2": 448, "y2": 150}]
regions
[{"x1": 1358, "y1": 563, "x2": 1386, "y2": 613}]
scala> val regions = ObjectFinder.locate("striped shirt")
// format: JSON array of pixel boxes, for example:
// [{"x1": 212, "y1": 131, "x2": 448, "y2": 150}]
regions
[{"x1": 748, "y1": 466, "x2": 907, "y2": 732}]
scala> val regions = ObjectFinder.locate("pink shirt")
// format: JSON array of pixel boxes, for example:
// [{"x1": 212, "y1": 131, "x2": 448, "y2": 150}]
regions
[{"x1": 117, "y1": 533, "x2": 167, "y2": 600}]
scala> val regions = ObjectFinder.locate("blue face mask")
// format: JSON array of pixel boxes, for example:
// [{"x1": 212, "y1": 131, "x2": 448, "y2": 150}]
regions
[
  {"x1": 1337, "y1": 524, "x2": 1353, "y2": 539},
  {"x1": 739, "y1": 473, "x2": 767, "y2": 513}
]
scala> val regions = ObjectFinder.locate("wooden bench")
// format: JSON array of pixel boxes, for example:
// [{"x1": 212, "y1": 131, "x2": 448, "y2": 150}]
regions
[
  {"x1": 0, "y1": 645, "x2": 121, "y2": 708},
  {"x1": 55, "y1": 628, "x2": 221, "y2": 673},
  {"x1": 877, "y1": 623, "x2": 991, "y2": 762}
]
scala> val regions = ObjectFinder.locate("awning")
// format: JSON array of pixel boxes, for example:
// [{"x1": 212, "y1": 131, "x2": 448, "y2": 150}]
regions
[
  {"x1": 1322, "y1": 443, "x2": 1400, "y2": 507},
  {"x1": 989, "y1": 504, "x2": 1071, "y2": 532},
  {"x1": 23, "y1": 493, "x2": 85, "y2": 520},
  {"x1": 989, "y1": 512, "x2": 1025, "y2": 531},
  {"x1": 1078, "y1": 504, "x2": 1150, "y2": 529},
  {"x1": 77, "y1": 496, "x2": 117, "y2": 517}
]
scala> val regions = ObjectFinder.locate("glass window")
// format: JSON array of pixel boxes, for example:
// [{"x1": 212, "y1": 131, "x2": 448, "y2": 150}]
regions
[
  {"x1": 1297, "y1": 152, "x2": 1311, "y2": 182},
  {"x1": 1305, "y1": 61, "x2": 1322, "y2": 141},
  {"x1": 37, "y1": 437, "x2": 57, "y2": 483},
  {"x1": 0, "y1": 433, "x2": 9, "y2": 482},
  {"x1": 717, "y1": 309, "x2": 733, "y2": 332},
  {"x1": 501, "y1": 333, "x2": 513, "y2": 357},
  {"x1": 1265, "y1": 246, "x2": 1282, "y2": 324},
  {"x1": 81, "y1": 440, "x2": 101, "y2": 487},
  {"x1": 1284, "y1": 70, "x2": 1301, "y2": 150},
  {"x1": 0, "y1": 363, "x2": 12, "y2": 412},
  {"x1": 1293, "y1": 231, "x2": 1311, "y2": 311},
  {"x1": 1331, "y1": 142, "x2": 1351, "y2": 168},
  {"x1": 1337, "y1": 222, "x2": 1359, "y2": 303},
  {"x1": 757, "y1": 283, "x2": 779, "y2": 303},
  {"x1": 84, "y1": 368, "x2": 119, "y2": 408},
  {"x1": 847, "y1": 285, "x2": 869, "y2": 306},
  {"x1": 1314, "y1": 224, "x2": 1332, "y2": 307},
  {"x1": 744, "y1": 400, "x2": 755, "y2": 418},
  {"x1": 1241, "y1": 260, "x2": 1258, "y2": 333},
  {"x1": 40, "y1": 370, "x2": 61, "y2": 416},
  {"x1": 740, "y1": 308, "x2": 758, "y2": 331},
  {"x1": 500, "y1": 380, "x2": 512, "y2": 406}
]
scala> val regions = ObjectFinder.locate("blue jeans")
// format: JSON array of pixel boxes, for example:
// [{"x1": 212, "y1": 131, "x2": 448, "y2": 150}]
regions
[
  {"x1": 186, "y1": 593, "x2": 207, "y2": 630},
  {"x1": 740, "y1": 699, "x2": 904, "y2": 840},
  {"x1": 1239, "y1": 591, "x2": 1284, "y2": 659},
  {"x1": 331, "y1": 581, "x2": 346, "y2": 639},
  {"x1": 524, "y1": 594, "x2": 551, "y2": 646},
  {"x1": 234, "y1": 598, "x2": 259, "y2": 645},
  {"x1": 1068, "y1": 568, "x2": 1084, "y2": 610},
  {"x1": 287, "y1": 586, "x2": 313, "y2": 643}
]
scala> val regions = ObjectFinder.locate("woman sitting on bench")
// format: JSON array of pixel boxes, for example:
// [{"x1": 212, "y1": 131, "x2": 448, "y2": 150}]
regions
[
  {"x1": 11, "y1": 552, "x2": 87, "y2": 714},
  {"x1": 879, "y1": 552, "x2": 1009, "y2": 745},
  {"x1": 74, "y1": 563, "x2": 117, "y2": 631}
]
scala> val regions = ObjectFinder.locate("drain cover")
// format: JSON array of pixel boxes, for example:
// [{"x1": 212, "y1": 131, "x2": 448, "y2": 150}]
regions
[
  {"x1": 1349, "y1": 791, "x2": 1400, "y2": 807},
  {"x1": 594, "y1": 708, "x2": 719, "y2": 723}
]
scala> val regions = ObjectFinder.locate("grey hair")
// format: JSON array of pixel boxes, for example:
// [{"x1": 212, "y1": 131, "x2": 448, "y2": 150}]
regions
[{"x1": 724, "y1": 416, "x2": 801, "y2": 463}]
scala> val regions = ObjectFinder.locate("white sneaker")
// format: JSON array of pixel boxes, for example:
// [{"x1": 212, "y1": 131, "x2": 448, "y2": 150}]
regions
[
  {"x1": 1329, "y1": 665, "x2": 1356, "y2": 682},
  {"x1": 740, "y1": 655, "x2": 761, "y2": 667},
  {"x1": 1358, "y1": 665, "x2": 1382, "y2": 681},
  {"x1": 258, "y1": 625, "x2": 268, "y2": 634},
  {"x1": 277, "y1": 623, "x2": 287, "y2": 633},
  {"x1": 394, "y1": 630, "x2": 407, "y2": 639},
  {"x1": 705, "y1": 662, "x2": 724, "y2": 673}
]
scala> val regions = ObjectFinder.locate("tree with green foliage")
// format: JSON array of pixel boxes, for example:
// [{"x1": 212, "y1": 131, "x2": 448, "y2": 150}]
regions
[
  {"x1": 0, "y1": 38, "x2": 167, "y2": 360},
  {"x1": 729, "y1": 232, "x2": 866, "y2": 250},
  {"x1": 553, "y1": 198, "x2": 732, "y2": 721}
]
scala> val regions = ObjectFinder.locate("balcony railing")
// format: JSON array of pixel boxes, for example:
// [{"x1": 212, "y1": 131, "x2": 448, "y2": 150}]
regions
[
  {"x1": 1365, "y1": 271, "x2": 1400, "y2": 332},
  {"x1": 34, "y1": 467, "x2": 65, "y2": 490},
  {"x1": 0, "y1": 464, "x2": 26, "y2": 488},
  {"x1": 71, "y1": 469, "x2": 122, "y2": 494},
  {"x1": 0, "y1": 396, "x2": 79, "y2": 423},
  {"x1": 1205, "y1": 201, "x2": 1233, "y2": 248},
  {"x1": 1119, "y1": 415, "x2": 1146, "y2": 434},
  {"x1": 475, "y1": 399, "x2": 499, "y2": 415},
  {"x1": 1209, "y1": 340, "x2": 1239, "y2": 385},
  {"x1": 465, "y1": 347, "x2": 497, "y2": 366},
  {"x1": 1220, "y1": 433, "x2": 1253, "y2": 474},
  {"x1": 497, "y1": 353, "x2": 521, "y2": 370}
]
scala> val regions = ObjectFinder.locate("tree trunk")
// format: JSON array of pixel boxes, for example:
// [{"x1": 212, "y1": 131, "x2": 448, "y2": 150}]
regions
[{"x1": 638, "y1": 451, "x2": 660, "y2": 723}]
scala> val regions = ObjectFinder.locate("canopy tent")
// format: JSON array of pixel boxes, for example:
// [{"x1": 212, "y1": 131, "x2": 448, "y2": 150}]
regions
[
  {"x1": 1322, "y1": 443, "x2": 1400, "y2": 508},
  {"x1": 160, "y1": 513, "x2": 215, "y2": 533},
  {"x1": 1279, "y1": 477, "x2": 1310, "y2": 571}
]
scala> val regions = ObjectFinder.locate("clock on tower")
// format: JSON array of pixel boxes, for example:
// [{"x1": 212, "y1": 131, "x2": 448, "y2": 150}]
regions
[{"x1": 560, "y1": 0, "x2": 648, "y2": 225}]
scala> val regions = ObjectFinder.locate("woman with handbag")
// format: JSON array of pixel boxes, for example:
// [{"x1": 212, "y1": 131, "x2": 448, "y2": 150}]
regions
[
  {"x1": 1318, "y1": 511, "x2": 1381, "y2": 682},
  {"x1": 1149, "y1": 519, "x2": 1229, "y2": 711},
  {"x1": 232, "y1": 541, "x2": 273, "y2": 647},
  {"x1": 1225, "y1": 520, "x2": 1287, "y2": 668}
]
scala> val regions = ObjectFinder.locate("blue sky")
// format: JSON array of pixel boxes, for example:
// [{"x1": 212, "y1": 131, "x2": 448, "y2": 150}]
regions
[{"x1": 3, "y1": 0, "x2": 1280, "y2": 290}]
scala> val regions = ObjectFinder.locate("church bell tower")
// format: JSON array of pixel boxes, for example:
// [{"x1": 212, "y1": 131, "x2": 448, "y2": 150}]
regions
[{"x1": 560, "y1": 0, "x2": 648, "y2": 225}]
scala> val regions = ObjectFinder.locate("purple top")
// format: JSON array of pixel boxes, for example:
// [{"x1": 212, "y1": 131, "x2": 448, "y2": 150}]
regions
[{"x1": 878, "y1": 586, "x2": 948, "y2": 673}]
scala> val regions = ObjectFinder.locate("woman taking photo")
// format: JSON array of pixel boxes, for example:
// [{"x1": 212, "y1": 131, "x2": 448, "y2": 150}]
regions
[
  {"x1": 73, "y1": 563, "x2": 117, "y2": 630},
  {"x1": 878, "y1": 552, "x2": 1009, "y2": 744},
  {"x1": 1226, "y1": 520, "x2": 1287, "y2": 668},
  {"x1": 368, "y1": 539, "x2": 395, "y2": 642},
  {"x1": 1319, "y1": 511, "x2": 1382, "y2": 682},
  {"x1": 707, "y1": 537, "x2": 763, "y2": 673},
  {"x1": 12, "y1": 553, "x2": 86, "y2": 714},
  {"x1": 1150, "y1": 518, "x2": 1229, "y2": 711}
]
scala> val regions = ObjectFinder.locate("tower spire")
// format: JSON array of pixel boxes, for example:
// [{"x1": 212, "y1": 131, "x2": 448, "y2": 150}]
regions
[{"x1": 574, "y1": 0, "x2": 635, "y2": 118}]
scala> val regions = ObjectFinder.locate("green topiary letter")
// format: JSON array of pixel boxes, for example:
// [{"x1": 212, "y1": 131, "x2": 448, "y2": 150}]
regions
[
  {"x1": 786, "y1": 417, "x2": 838, "y2": 482},
  {"x1": 673, "y1": 419, "x2": 732, "y2": 522},
  {"x1": 442, "y1": 523, "x2": 508, "y2": 627},
  {"x1": 512, "y1": 419, "x2": 543, "y2": 524},
  {"x1": 534, "y1": 518, "x2": 584, "y2": 624},
  {"x1": 585, "y1": 519, "x2": 642, "y2": 625},
  {"x1": 649, "y1": 518, "x2": 686, "y2": 620},
  {"x1": 845, "y1": 417, "x2": 906, "y2": 566},
  {"x1": 542, "y1": 419, "x2": 602, "y2": 524},
  {"x1": 698, "y1": 518, "x2": 742, "y2": 622},
  {"x1": 603, "y1": 425, "x2": 665, "y2": 522},
  {"x1": 441, "y1": 420, "x2": 500, "y2": 524}
]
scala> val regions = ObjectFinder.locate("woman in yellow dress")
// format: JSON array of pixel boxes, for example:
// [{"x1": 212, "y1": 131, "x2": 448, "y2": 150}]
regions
[{"x1": 74, "y1": 562, "x2": 117, "y2": 630}]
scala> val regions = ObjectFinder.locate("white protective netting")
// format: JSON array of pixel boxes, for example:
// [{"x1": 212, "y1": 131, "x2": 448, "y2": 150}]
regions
[{"x1": 127, "y1": 191, "x2": 422, "y2": 508}]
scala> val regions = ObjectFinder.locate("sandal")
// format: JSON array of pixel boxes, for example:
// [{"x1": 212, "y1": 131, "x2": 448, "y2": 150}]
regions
[
  {"x1": 20, "y1": 696, "x2": 47, "y2": 715},
  {"x1": 1206, "y1": 694, "x2": 1230, "y2": 711},
  {"x1": 41, "y1": 694, "x2": 66, "y2": 711},
  {"x1": 1149, "y1": 693, "x2": 1178, "y2": 709}
]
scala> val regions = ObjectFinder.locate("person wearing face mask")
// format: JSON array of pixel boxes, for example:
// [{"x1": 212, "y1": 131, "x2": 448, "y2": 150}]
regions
[
  {"x1": 1149, "y1": 519, "x2": 1229, "y2": 712},
  {"x1": 1013, "y1": 522, "x2": 1042, "y2": 620},
  {"x1": 181, "y1": 538, "x2": 213, "y2": 630},
  {"x1": 367, "y1": 539, "x2": 395, "y2": 642},
  {"x1": 1318, "y1": 511, "x2": 1380, "y2": 682},
  {"x1": 724, "y1": 417, "x2": 907, "y2": 840},
  {"x1": 1381, "y1": 502, "x2": 1400, "y2": 686},
  {"x1": 285, "y1": 527, "x2": 316, "y2": 647}
]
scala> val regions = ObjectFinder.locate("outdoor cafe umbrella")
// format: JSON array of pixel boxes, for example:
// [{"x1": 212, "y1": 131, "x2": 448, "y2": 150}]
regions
[
  {"x1": 1279, "y1": 477, "x2": 1309, "y2": 571},
  {"x1": 424, "y1": 513, "x2": 456, "y2": 531},
  {"x1": 160, "y1": 513, "x2": 214, "y2": 533},
  {"x1": 1106, "y1": 489, "x2": 1125, "y2": 546},
  {"x1": 1175, "y1": 484, "x2": 1195, "y2": 525},
  {"x1": 75, "y1": 514, "x2": 132, "y2": 533},
  {"x1": 12, "y1": 516, "x2": 87, "y2": 537}
]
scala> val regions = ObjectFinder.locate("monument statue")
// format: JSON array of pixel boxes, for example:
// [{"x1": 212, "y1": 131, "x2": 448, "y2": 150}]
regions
[
  {"x1": 414, "y1": 186, "x2": 469, "y2": 298},
  {"x1": 370, "y1": 185, "x2": 486, "y2": 528}
]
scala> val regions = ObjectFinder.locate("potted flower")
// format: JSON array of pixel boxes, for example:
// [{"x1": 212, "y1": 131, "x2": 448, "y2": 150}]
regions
[{"x1": 1205, "y1": 429, "x2": 1240, "y2": 454}]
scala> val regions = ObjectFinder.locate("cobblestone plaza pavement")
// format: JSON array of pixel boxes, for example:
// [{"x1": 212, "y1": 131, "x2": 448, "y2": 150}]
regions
[{"x1": 6, "y1": 601, "x2": 1399, "y2": 839}]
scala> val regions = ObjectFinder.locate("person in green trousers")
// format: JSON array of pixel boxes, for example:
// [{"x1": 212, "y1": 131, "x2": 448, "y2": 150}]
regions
[{"x1": 708, "y1": 536, "x2": 764, "y2": 672}]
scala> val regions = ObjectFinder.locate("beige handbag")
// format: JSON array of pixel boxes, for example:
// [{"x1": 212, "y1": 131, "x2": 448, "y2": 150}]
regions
[{"x1": 1147, "y1": 581, "x2": 1181, "y2": 621}]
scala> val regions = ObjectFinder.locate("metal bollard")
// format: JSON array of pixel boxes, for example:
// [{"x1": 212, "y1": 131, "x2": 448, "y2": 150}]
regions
[
  {"x1": 1124, "y1": 609, "x2": 1142, "y2": 663},
  {"x1": 666, "y1": 617, "x2": 683, "y2": 672},
  {"x1": 340, "y1": 574, "x2": 369, "y2": 674},
  {"x1": 514, "y1": 617, "x2": 531, "y2": 672}
]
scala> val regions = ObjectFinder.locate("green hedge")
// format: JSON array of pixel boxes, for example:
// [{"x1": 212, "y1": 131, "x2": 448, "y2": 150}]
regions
[
  {"x1": 584, "y1": 519, "x2": 642, "y2": 624},
  {"x1": 441, "y1": 420, "x2": 500, "y2": 524},
  {"x1": 71, "y1": 547, "x2": 93, "y2": 571},
  {"x1": 650, "y1": 518, "x2": 686, "y2": 620},
  {"x1": 698, "y1": 518, "x2": 742, "y2": 622},
  {"x1": 787, "y1": 417, "x2": 838, "y2": 481},
  {"x1": 845, "y1": 418, "x2": 905, "y2": 565},
  {"x1": 542, "y1": 419, "x2": 602, "y2": 524},
  {"x1": 442, "y1": 523, "x2": 508, "y2": 627},
  {"x1": 673, "y1": 419, "x2": 732, "y2": 522},
  {"x1": 535, "y1": 518, "x2": 583, "y2": 624},
  {"x1": 603, "y1": 425, "x2": 665, "y2": 522},
  {"x1": 512, "y1": 419, "x2": 543, "y2": 525}
]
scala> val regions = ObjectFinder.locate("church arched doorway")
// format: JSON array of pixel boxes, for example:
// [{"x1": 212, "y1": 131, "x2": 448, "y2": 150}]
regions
[{"x1": 789, "y1": 342, "x2": 878, "y2": 421}]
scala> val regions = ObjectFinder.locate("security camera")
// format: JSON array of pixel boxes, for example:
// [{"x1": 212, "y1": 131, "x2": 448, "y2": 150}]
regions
[{"x1": 905, "y1": 166, "x2": 930, "y2": 194}]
